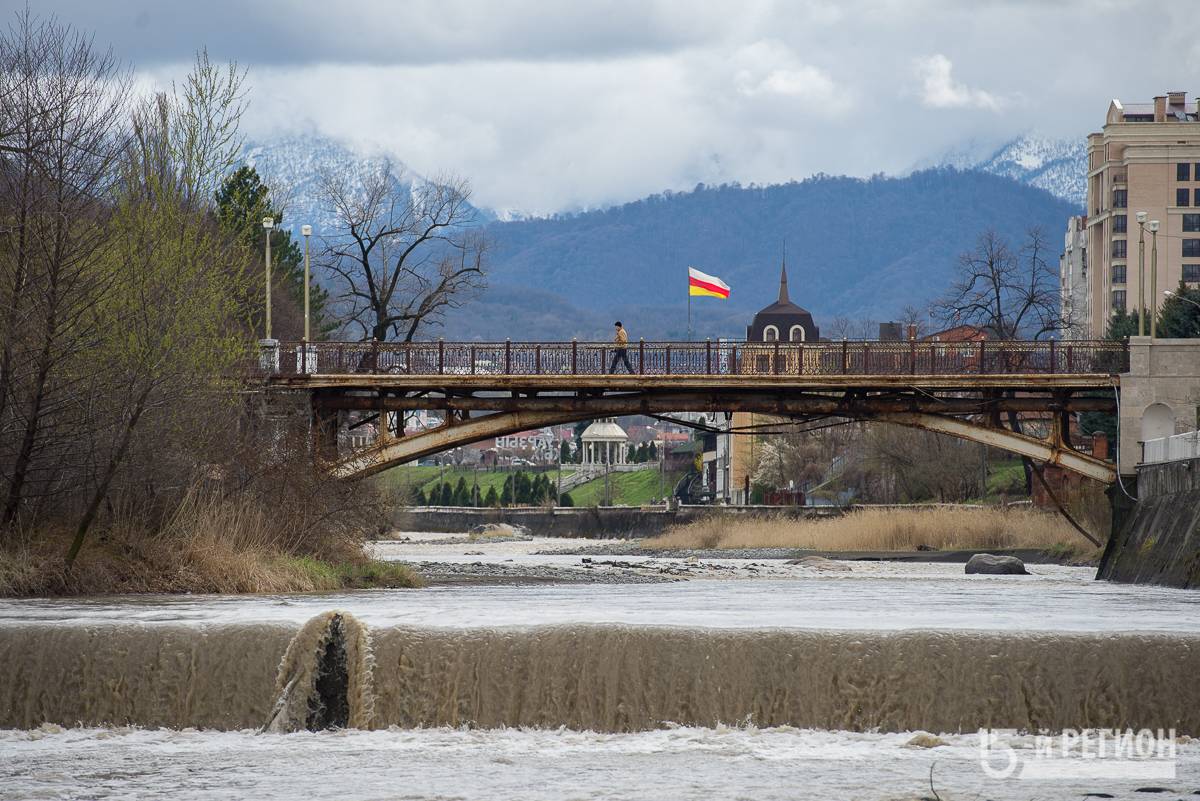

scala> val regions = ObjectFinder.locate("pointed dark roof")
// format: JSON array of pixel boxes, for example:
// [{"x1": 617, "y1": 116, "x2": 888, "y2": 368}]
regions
[{"x1": 754, "y1": 261, "x2": 811, "y2": 316}]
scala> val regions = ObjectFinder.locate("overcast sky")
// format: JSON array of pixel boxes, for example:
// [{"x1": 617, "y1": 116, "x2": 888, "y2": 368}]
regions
[{"x1": 10, "y1": 0, "x2": 1200, "y2": 214}]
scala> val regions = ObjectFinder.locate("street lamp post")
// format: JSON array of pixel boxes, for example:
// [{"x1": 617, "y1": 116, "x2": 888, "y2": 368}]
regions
[
  {"x1": 1136, "y1": 212, "x2": 1148, "y2": 336},
  {"x1": 1149, "y1": 220, "x2": 1160, "y2": 338},
  {"x1": 301, "y1": 224, "x2": 312, "y2": 342},
  {"x1": 262, "y1": 216, "x2": 274, "y2": 340},
  {"x1": 1165, "y1": 289, "x2": 1200, "y2": 311}
]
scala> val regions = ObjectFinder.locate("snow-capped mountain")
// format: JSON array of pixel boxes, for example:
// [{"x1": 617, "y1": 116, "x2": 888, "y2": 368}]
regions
[
  {"x1": 931, "y1": 135, "x2": 1087, "y2": 207},
  {"x1": 243, "y1": 132, "x2": 495, "y2": 236}
]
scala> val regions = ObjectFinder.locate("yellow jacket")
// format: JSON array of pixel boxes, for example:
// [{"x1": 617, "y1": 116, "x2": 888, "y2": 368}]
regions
[{"x1": 614, "y1": 328, "x2": 628, "y2": 346}]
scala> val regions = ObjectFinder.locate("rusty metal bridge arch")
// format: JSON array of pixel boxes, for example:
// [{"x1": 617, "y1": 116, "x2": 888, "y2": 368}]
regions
[{"x1": 260, "y1": 339, "x2": 1127, "y2": 484}]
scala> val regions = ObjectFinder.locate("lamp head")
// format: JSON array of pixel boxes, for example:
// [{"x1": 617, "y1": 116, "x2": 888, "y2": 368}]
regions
[
  {"x1": 301, "y1": 224, "x2": 312, "y2": 236},
  {"x1": 1136, "y1": 211, "x2": 1148, "y2": 223},
  {"x1": 262, "y1": 216, "x2": 274, "y2": 230},
  {"x1": 1149, "y1": 220, "x2": 1160, "y2": 232},
  {"x1": 1165, "y1": 290, "x2": 1175, "y2": 297}
]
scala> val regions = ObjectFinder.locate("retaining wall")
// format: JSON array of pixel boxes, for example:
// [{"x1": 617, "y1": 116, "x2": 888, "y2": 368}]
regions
[
  {"x1": 390, "y1": 504, "x2": 843, "y2": 539},
  {"x1": 1098, "y1": 459, "x2": 1200, "y2": 588}
]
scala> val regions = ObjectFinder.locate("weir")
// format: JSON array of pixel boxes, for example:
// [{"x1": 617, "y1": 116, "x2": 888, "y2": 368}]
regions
[{"x1": 2, "y1": 615, "x2": 1198, "y2": 735}]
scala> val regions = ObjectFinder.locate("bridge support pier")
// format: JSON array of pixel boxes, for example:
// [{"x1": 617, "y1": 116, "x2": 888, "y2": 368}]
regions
[{"x1": 312, "y1": 393, "x2": 340, "y2": 464}]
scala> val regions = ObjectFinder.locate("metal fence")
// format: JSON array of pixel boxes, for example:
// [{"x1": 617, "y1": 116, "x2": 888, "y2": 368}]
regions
[
  {"x1": 263, "y1": 339, "x2": 1130, "y2": 378},
  {"x1": 1143, "y1": 431, "x2": 1200, "y2": 464}
]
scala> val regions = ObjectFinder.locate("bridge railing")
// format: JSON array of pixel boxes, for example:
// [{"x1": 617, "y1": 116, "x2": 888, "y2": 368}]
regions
[{"x1": 266, "y1": 339, "x2": 1129, "y2": 377}]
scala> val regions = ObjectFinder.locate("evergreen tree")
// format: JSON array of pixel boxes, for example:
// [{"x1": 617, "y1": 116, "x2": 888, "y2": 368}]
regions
[
  {"x1": 515, "y1": 472, "x2": 532, "y2": 505},
  {"x1": 560, "y1": 440, "x2": 571, "y2": 464},
  {"x1": 413, "y1": 488, "x2": 427, "y2": 506},
  {"x1": 215, "y1": 165, "x2": 334, "y2": 338},
  {"x1": 627, "y1": 444, "x2": 637, "y2": 463},
  {"x1": 453, "y1": 476, "x2": 469, "y2": 506},
  {"x1": 484, "y1": 486, "x2": 500, "y2": 507},
  {"x1": 500, "y1": 477, "x2": 513, "y2": 507},
  {"x1": 439, "y1": 482, "x2": 453, "y2": 506},
  {"x1": 559, "y1": 492, "x2": 575, "y2": 507},
  {"x1": 648, "y1": 441, "x2": 658, "y2": 461},
  {"x1": 1156, "y1": 281, "x2": 1200, "y2": 338}
]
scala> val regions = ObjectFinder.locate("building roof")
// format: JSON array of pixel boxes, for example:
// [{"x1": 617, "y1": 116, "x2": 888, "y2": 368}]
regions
[
  {"x1": 753, "y1": 263, "x2": 813, "y2": 318},
  {"x1": 581, "y1": 418, "x2": 628, "y2": 442}
]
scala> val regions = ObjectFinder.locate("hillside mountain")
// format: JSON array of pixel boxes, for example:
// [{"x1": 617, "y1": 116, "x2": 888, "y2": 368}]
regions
[
  {"x1": 932, "y1": 135, "x2": 1086, "y2": 207},
  {"x1": 441, "y1": 169, "x2": 1080, "y2": 340},
  {"x1": 239, "y1": 134, "x2": 1080, "y2": 341}
]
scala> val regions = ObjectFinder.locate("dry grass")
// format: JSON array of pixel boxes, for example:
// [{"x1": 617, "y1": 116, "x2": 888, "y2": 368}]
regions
[
  {"x1": 643, "y1": 506, "x2": 1102, "y2": 559},
  {"x1": 0, "y1": 488, "x2": 421, "y2": 597}
]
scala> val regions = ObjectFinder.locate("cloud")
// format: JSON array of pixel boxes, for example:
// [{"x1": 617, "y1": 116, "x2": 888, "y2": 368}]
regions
[
  {"x1": 914, "y1": 54, "x2": 1003, "y2": 111},
  {"x1": 12, "y1": 0, "x2": 1200, "y2": 213},
  {"x1": 731, "y1": 40, "x2": 848, "y2": 114}
]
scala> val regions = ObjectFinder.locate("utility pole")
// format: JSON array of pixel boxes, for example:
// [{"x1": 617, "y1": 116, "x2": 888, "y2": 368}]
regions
[
  {"x1": 1150, "y1": 220, "x2": 1160, "y2": 339},
  {"x1": 1136, "y1": 212, "x2": 1147, "y2": 336},
  {"x1": 262, "y1": 216, "x2": 274, "y2": 339},
  {"x1": 302, "y1": 224, "x2": 312, "y2": 342}
]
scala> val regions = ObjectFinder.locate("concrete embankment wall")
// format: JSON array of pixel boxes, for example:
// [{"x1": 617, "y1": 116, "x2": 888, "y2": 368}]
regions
[
  {"x1": 1098, "y1": 458, "x2": 1200, "y2": 588},
  {"x1": 389, "y1": 503, "x2": 1006, "y2": 539},
  {"x1": 391, "y1": 504, "x2": 844, "y2": 538}
]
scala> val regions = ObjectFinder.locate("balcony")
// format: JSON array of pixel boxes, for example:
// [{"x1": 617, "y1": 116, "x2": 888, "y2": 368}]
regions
[{"x1": 1111, "y1": 170, "x2": 1128, "y2": 184}]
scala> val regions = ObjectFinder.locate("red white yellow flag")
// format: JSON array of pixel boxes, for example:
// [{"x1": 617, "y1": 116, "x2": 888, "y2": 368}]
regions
[{"x1": 688, "y1": 267, "x2": 730, "y2": 299}]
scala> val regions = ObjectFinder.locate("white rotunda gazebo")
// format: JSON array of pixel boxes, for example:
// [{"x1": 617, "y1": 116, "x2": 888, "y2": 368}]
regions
[{"x1": 580, "y1": 418, "x2": 629, "y2": 465}]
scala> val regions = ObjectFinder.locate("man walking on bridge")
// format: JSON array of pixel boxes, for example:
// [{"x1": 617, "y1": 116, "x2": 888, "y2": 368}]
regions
[{"x1": 609, "y1": 321, "x2": 633, "y2": 374}]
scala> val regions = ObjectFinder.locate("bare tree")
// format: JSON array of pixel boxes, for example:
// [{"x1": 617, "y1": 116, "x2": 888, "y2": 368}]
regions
[
  {"x1": 318, "y1": 162, "x2": 487, "y2": 341},
  {"x1": 930, "y1": 227, "x2": 1064, "y2": 494},
  {"x1": 899, "y1": 304, "x2": 931, "y2": 338},
  {"x1": 931, "y1": 228, "x2": 1064, "y2": 340},
  {"x1": 0, "y1": 11, "x2": 132, "y2": 526},
  {"x1": 826, "y1": 316, "x2": 852, "y2": 340}
]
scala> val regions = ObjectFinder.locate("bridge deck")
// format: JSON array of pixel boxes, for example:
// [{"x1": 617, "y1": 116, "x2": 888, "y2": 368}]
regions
[
  {"x1": 260, "y1": 339, "x2": 1127, "y2": 392},
  {"x1": 270, "y1": 372, "x2": 1119, "y2": 392}
]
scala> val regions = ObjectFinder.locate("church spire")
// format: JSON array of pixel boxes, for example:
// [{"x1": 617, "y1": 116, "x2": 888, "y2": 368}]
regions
[{"x1": 778, "y1": 240, "x2": 790, "y2": 304}]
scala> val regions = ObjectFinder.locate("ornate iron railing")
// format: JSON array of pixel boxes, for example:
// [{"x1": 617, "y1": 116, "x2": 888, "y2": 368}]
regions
[{"x1": 262, "y1": 339, "x2": 1129, "y2": 377}]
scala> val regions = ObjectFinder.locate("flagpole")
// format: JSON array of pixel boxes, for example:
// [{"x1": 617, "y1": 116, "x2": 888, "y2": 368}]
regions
[{"x1": 687, "y1": 270, "x2": 692, "y2": 341}]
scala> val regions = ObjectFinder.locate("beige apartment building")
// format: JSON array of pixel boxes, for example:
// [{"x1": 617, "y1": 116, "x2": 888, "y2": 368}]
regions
[{"x1": 1083, "y1": 90, "x2": 1200, "y2": 337}]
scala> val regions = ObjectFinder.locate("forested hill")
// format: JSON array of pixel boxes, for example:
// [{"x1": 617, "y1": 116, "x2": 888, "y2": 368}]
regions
[{"x1": 441, "y1": 168, "x2": 1080, "y2": 341}]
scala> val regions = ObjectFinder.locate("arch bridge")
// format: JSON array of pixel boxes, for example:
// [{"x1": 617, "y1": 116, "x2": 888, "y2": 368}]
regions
[{"x1": 259, "y1": 338, "x2": 1127, "y2": 483}]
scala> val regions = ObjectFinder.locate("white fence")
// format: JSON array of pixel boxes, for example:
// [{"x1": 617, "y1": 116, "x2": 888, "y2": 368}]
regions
[{"x1": 1143, "y1": 431, "x2": 1200, "y2": 464}]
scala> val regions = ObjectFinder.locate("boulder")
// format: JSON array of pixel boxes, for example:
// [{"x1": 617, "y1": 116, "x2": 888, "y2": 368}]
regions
[{"x1": 965, "y1": 553, "x2": 1029, "y2": 575}]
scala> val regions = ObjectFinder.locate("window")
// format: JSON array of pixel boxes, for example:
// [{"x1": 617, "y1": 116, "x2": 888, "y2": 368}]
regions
[
  {"x1": 1185, "y1": 214, "x2": 1200, "y2": 232},
  {"x1": 1111, "y1": 265, "x2": 1127, "y2": 284},
  {"x1": 1185, "y1": 239, "x2": 1200, "y2": 258},
  {"x1": 1196, "y1": 188, "x2": 1200, "y2": 207},
  {"x1": 1113, "y1": 214, "x2": 1127, "y2": 233},
  {"x1": 1184, "y1": 265, "x2": 1200, "y2": 283},
  {"x1": 788, "y1": 325, "x2": 805, "y2": 342},
  {"x1": 1178, "y1": 188, "x2": 1191, "y2": 207},
  {"x1": 1179, "y1": 163, "x2": 1192, "y2": 181},
  {"x1": 762, "y1": 325, "x2": 779, "y2": 342},
  {"x1": 1111, "y1": 240, "x2": 1126, "y2": 258},
  {"x1": 1111, "y1": 290, "x2": 1126, "y2": 311},
  {"x1": 1113, "y1": 189, "x2": 1127, "y2": 208}
]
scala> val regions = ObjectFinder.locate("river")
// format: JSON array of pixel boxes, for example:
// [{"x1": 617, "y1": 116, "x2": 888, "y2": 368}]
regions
[{"x1": 1, "y1": 534, "x2": 1198, "y2": 800}]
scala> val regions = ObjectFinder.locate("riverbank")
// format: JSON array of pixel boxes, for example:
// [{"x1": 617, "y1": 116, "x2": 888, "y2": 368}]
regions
[
  {"x1": 643, "y1": 506, "x2": 1103, "y2": 562},
  {"x1": 0, "y1": 525, "x2": 421, "y2": 598}
]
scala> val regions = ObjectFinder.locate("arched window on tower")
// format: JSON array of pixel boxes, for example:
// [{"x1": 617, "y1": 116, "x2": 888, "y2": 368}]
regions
[
  {"x1": 763, "y1": 325, "x2": 779, "y2": 342},
  {"x1": 789, "y1": 325, "x2": 805, "y2": 342}
]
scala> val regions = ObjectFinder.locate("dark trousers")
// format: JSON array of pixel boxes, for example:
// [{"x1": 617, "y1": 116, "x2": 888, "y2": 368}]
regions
[{"x1": 609, "y1": 348, "x2": 633, "y2": 374}]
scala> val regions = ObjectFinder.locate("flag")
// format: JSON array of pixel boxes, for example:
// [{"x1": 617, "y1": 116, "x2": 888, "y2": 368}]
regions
[{"x1": 688, "y1": 267, "x2": 730, "y2": 299}]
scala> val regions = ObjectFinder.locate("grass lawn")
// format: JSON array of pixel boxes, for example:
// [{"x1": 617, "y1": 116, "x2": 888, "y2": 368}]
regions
[
  {"x1": 567, "y1": 468, "x2": 683, "y2": 507},
  {"x1": 377, "y1": 465, "x2": 577, "y2": 500}
]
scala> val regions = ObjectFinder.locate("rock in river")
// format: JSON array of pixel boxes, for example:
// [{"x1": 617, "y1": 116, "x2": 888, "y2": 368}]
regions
[{"x1": 965, "y1": 553, "x2": 1029, "y2": 575}]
